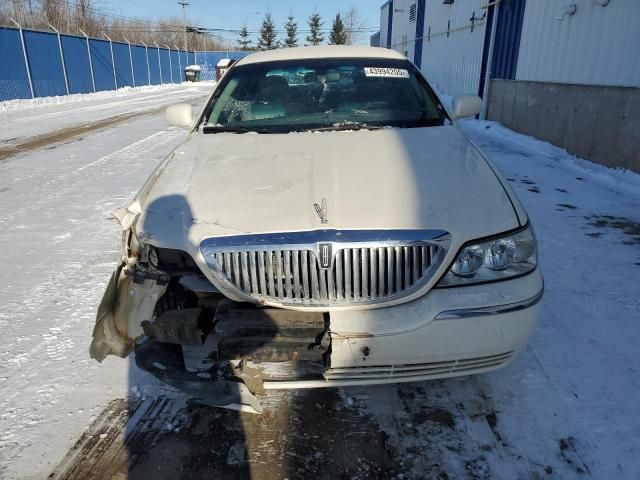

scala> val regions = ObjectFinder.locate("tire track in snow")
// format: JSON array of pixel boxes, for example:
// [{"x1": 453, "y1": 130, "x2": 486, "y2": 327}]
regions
[
  {"x1": 0, "y1": 126, "x2": 182, "y2": 370},
  {"x1": 0, "y1": 109, "x2": 166, "y2": 161},
  {"x1": 0, "y1": 128, "x2": 177, "y2": 224},
  {"x1": 0, "y1": 117, "x2": 187, "y2": 478}
]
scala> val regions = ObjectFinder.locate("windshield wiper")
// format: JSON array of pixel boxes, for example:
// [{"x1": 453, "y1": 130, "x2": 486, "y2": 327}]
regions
[
  {"x1": 202, "y1": 125, "x2": 269, "y2": 134},
  {"x1": 306, "y1": 122, "x2": 386, "y2": 132}
]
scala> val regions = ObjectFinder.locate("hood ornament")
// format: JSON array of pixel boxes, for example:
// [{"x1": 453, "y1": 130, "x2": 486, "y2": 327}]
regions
[{"x1": 314, "y1": 198, "x2": 328, "y2": 224}]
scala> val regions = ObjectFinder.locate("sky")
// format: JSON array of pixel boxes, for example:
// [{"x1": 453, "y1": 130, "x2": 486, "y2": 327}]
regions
[{"x1": 99, "y1": 0, "x2": 382, "y2": 45}]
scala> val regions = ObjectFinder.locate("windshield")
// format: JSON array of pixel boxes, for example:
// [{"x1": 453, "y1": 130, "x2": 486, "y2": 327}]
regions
[{"x1": 202, "y1": 58, "x2": 447, "y2": 133}]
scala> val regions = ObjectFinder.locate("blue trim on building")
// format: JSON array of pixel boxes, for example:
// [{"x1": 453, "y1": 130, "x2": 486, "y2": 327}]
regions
[
  {"x1": 492, "y1": 0, "x2": 526, "y2": 80},
  {"x1": 478, "y1": 3, "x2": 496, "y2": 97},
  {"x1": 414, "y1": 0, "x2": 426, "y2": 67},
  {"x1": 386, "y1": 0, "x2": 394, "y2": 48}
]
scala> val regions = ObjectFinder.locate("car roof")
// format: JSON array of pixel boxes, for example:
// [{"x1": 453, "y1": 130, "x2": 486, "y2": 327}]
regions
[{"x1": 234, "y1": 46, "x2": 407, "y2": 67}]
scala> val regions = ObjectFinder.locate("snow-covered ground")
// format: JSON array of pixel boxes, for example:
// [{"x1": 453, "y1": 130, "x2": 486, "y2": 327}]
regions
[
  {"x1": 359, "y1": 121, "x2": 640, "y2": 479},
  {"x1": 1, "y1": 88, "x2": 639, "y2": 479},
  {"x1": 0, "y1": 86, "x2": 213, "y2": 478}
]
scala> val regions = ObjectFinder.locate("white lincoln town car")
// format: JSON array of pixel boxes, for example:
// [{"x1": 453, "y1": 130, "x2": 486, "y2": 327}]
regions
[{"x1": 91, "y1": 46, "x2": 542, "y2": 413}]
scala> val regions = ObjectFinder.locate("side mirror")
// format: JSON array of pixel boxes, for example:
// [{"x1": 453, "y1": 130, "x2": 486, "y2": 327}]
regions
[
  {"x1": 452, "y1": 95, "x2": 482, "y2": 119},
  {"x1": 165, "y1": 103, "x2": 194, "y2": 128}
]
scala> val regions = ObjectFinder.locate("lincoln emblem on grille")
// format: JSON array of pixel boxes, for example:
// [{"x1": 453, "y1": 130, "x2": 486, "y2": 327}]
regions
[
  {"x1": 318, "y1": 243, "x2": 333, "y2": 269},
  {"x1": 314, "y1": 198, "x2": 328, "y2": 224}
]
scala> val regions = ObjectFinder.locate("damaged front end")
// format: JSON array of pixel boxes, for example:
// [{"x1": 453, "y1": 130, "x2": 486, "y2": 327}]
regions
[
  {"x1": 91, "y1": 205, "x2": 332, "y2": 414},
  {"x1": 91, "y1": 203, "x2": 169, "y2": 362}
]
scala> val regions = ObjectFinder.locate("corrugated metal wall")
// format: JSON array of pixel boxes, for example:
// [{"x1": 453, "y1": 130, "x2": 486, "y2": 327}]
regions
[
  {"x1": 419, "y1": 0, "x2": 489, "y2": 96},
  {"x1": 516, "y1": 0, "x2": 640, "y2": 87},
  {"x1": 379, "y1": 0, "x2": 413, "y2": 57},
  {"x1": 378, "y1": 0, "x2": 489, "y2": 96},
  {"x1": 380, "y1": 3, "x2": 388, "y2": 48},
  {"x1": 380, "y1": 1, "x2": 393, "y2": 49}
]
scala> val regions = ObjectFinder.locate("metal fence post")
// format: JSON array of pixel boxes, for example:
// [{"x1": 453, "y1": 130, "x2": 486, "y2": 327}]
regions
[
  {"x1": 49, "y1": 24, "x2": 70, "y2": 95},
  {"x1": 103, "y1": 33, "x2": 118, "y2": 90},
  {"x1": 154, "y1": 42, "x2": 163, "y2": 84},
  {"x1": 79, "y1": 28, "x2": 96, "y2": 92},
  {"x1": 10, "y1": 18, "x2": 34, "y2": 98},
  {"x1": 141, "y1": 41, "x2": 151, "y2": 85},
  {"x1": 123, "y1": 36, "x2": 135, "y2": 87},
  {"x1": 164, "y1": 44, "x2": 173, "y2": 83},
  {"x1": 175, "y1": 44, "x2": 182, "y2": 82}
]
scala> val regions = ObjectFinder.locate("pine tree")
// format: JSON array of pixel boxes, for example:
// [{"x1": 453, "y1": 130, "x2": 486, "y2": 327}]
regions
[
  {"x1": 237, "y1": 24, "x2": 252, "y2": 51},
  {"x1": 284, "y1": 15, "x2": 298, "y2": 48},
  {"x1": 306, "y1": 13, "x2": 324, "y2": 46},
  {"x1": 258, "y1": 12, "x2": 278, "y2": 50},
  {"x1": 329, "y1": 14, "x2": 347, "y2": 45}
]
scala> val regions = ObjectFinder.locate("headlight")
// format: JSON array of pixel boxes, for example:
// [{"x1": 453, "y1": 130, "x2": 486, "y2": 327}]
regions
[{"x1": 437, "y1": 225, "x2": 537, "y2": 287}]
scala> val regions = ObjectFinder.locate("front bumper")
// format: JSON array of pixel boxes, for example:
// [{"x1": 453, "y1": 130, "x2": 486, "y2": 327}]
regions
[
  {"x1": 264, "y1": 270, "x2": 543, "y2": 388},
  {"x1": 133, "y1": 270, "x2": 542, "y2": 408}
]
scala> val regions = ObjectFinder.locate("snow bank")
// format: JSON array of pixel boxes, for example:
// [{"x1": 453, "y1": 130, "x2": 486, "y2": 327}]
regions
[
  {"x1": 462, "y1": 119, "x2": 640, "y2": 197},
  {"x1": 0, "y1": 82, "x2": 210, "y2": 113}
]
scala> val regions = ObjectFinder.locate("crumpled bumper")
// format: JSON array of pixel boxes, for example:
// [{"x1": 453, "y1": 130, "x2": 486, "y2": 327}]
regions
[{"x1": 134, "y1": 340, "x2": 263, "y2": 414}]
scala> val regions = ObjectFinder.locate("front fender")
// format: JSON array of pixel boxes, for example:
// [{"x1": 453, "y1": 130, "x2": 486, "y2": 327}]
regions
[{"x1": 90, "y1": 262, "x2": 167, "y2": 362}]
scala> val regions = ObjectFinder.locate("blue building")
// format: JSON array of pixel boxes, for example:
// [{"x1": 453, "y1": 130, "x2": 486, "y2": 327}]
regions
[{"x1": 379, "y1": 0, "x2": 640, "y2": 172}]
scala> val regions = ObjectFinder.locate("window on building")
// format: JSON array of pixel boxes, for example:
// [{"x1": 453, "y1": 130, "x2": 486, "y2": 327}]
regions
[{"x1": 409, "y1": 2, "x2": 417, "y2": 23}]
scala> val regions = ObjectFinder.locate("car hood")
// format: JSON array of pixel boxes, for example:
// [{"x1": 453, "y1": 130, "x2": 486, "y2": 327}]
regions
[{"x1": 136, "y1": 126, "x2": 519, "y2": 253}]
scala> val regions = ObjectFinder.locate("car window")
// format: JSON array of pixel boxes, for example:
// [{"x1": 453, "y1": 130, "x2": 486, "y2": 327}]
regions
[{"x1": 203, "y1": 58, "x2": 447, "y2": 133}]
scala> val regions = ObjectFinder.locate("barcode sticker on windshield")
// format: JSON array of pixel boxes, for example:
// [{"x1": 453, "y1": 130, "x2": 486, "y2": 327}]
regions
[{"x1": 364, "y1": 67, "x2": 410, "y2": 78}]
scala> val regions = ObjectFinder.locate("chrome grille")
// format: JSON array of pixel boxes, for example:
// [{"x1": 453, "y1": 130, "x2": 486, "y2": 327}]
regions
[{"x1": 202, "y1": 229, "x2": 449, "y2": 307}]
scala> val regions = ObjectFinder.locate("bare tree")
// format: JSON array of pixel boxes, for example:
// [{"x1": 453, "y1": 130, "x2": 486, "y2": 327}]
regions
[
  {"x1": 41, "y1": 0, "x2": 65, "y2": 29},
  {"x1": 0, "y1": 1, "x2": 232, "y2": 50},
  {"x1": 5, "y1": 0, "x2": 27, "y2": 25},
  {"x1": 344, "y1": 7, "x2": 366, "y2": 45},
  {"x1": 75, "y1": 0, "x2": 91, "y2": 30}
]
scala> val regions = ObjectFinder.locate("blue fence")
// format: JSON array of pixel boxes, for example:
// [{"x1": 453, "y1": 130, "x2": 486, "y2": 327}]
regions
[
  {"x1": 0, "y1": 28, "x2": 32, "y2": 99},
  {"x1": 0, "y1": 26, "x2": 246, "y2": 102}
]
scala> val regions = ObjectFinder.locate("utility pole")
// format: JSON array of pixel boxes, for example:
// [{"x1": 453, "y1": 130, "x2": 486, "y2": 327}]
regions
[{"x1": 178, "y1": 1, "x2": 189, "y2": 50}]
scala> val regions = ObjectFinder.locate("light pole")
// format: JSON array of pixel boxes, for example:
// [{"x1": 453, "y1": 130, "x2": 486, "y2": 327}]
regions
[
  {"x1": 187, "y1": 26, "x2": 207, "y2": 64},
  {"x1": 178, "y1": 1, "x2": 189, "y2": 50}
]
